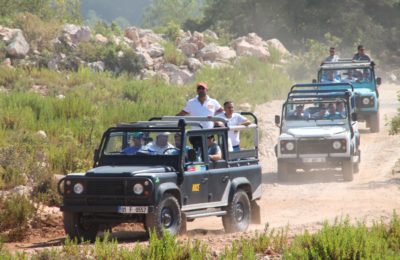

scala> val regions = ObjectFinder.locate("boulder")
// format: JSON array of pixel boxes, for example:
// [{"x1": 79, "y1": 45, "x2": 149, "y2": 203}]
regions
[
  {"x1": 31, "y1": 84, "x2": 49, "y2": 96},
  {"x1": 140, "y1": 69, "x2": 157, "y2": 80},
  {"x1": 5, "y1": 30, "x2": 30, "y2": 58},
  {"x1": 185, "y1": 57, "x2": 203, "y2": 72},
  {"x1": 146, "y1": 43, "x2": 164, "y2": 58},
  {"x1": 179, "y1": 42, "x2": 198, "y2": 57},
  {"x1": 62, "y1": 24, "x2": 91, "y2": 44},
  {"x1": 88, "y1": 61, "x2": 105, "y2": 72},
  {"x1": 125, "y1": 27, "x2": 140, "y2": 43},
  {"x1": 136, "y1": 51, "x2": 154, "y2": 68},
  {"x1": 233, "y1": 39, "x2": 270, "y2": 59},
  {"x1": 161, "y1": 63, "x2": 193, "y2": 85},
  {"x1": 197, "y1": 43, "x2": 236, "y2": 61},
  {"x1": 36, "y1": 130, "x2": 47, "y2": 139},
  {"x1": 95, "y1": 34, "x2": 108, "y2": 44},
  {"x1": 265, "y1": 38, "x2": 290, "y2": 56},
  {"x1": 203, "y1": 29, "x2": 219, "y2": 41}
]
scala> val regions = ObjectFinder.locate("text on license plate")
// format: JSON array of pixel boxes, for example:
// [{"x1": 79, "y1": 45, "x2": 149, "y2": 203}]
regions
[
  {"x1": 118, "y1": 206, "x2": 148, "y2": 214},
  {"x1": 302, "y1": 157, "x2": 326, "y2": 163}
]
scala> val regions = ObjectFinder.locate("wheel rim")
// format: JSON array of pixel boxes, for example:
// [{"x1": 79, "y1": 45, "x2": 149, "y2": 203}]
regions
[
  {"x1": 161, "y1": 207, "x2": 173, "y2": 228},
  {"x1": 235, "y1": 202, "x2": 244, "y2": 222}
]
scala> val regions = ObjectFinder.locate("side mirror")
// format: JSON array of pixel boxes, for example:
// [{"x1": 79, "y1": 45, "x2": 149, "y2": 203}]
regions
[
  {"x1": 376, "y1": 77, "x2": 382, "y2": 86},
  {"x1": 187, "y1": 148, "x2": 197, "y2": 162},
  {"x1": 351, "y1": 113, "x2": 357, "y2": 122},
  {"x1": 312, "y1": 79, "x2": 317, "y2": 83},
  {"x1": 275, "y1": 115, "x2": 281, "y2": 126}
]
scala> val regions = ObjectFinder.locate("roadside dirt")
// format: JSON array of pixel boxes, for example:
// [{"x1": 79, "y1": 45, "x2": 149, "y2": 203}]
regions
[{"x1": 5, "y1": 83, "x2": 400, "y2": 254}]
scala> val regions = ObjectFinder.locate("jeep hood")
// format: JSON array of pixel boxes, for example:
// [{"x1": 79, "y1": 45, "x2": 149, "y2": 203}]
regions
[
  {"x1": 85, "y1": 165, "x2": 175, "y2": 177},
  {"x1": 286, "y1": 126, "x2": 347, "y2": 138},
  {"x1": 354, "y1": 87, "x2": 375, "y2": 96}
]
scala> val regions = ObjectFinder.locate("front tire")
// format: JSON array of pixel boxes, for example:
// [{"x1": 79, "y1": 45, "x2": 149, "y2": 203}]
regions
[
  {"x1": 63, "y1": 212, "x2": 99, "y2": 242},
  {"x1": 342, "y1": 160, "x2": 354, "y2": 181},
  {"x1": 145, "y1": 194, "x2": 181, "y2": 237},
  {"x1": 222, "y1": 190, "x2": 251, "y2": 233}
]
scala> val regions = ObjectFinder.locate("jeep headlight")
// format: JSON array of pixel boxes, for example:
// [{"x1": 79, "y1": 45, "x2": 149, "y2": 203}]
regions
[
  {"x1": 73, "y1": 183, "x2": 84, "y2": 194},
  {"x1": 362, "y1": 97, "x2": 370, "y2": 105},
  {"x1": 285, "y1": 141, "x2": 295, "y2": 151},
  {"x1": 133, "y1": 183, "x2": 144, "y2": 195},
  {"x1": 332, "y1": 141, "x2": 342, "y2": 150}
]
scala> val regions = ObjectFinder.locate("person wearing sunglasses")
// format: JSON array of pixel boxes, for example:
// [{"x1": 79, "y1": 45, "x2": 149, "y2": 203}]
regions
[{"x1": 176, "y1": 82, "x2": 224, "y2": 129}]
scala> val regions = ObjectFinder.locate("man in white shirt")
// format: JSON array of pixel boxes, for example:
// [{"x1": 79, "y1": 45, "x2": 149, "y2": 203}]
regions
[
  {"x1": 177, "y1": 82, "x2": 224, "y2": 129},
  {"x1": 145, "y1": 132, "x2": 174, "y2": 154},
  {"x1": 324, "y1": 47, "x2": 340, "y2": 62},
  {"x1": 216, "y1": 101, "x2": 251, "y2": 151}
]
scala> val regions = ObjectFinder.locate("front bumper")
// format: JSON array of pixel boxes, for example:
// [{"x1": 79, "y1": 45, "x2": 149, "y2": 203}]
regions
[
  {"x1": 278, "y1": 156, "x2": 351, "y2": 168},
  {"x1": 60, "y1": 205, "x2": 155, "y2": 213}
]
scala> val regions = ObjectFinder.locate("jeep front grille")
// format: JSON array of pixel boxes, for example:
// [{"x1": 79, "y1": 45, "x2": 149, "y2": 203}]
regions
[
  {"x1": 298, "y1": 139, "x2": 329, "y2": 154},
  {"x1": 87, "y1": 180, "x2": 125, "y2": 196}
]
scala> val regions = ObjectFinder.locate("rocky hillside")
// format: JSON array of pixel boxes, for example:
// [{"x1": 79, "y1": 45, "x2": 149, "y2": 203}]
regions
[{"x1": 0, "y1": 24, "x2": 290, "y2": 86}]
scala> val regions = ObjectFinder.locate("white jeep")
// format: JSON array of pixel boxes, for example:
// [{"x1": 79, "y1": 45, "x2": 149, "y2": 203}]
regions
[{"x1": 275, "y1": 87, "x2": 360, "y2": 182}]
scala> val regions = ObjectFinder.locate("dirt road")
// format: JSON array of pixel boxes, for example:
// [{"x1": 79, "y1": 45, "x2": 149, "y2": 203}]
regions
[
  {"x1": 186, "y1": 83, "x2": 400, "y2": 238},
  {"x1": 5, "y1": 84, "x2": 400, "y2": 253}
]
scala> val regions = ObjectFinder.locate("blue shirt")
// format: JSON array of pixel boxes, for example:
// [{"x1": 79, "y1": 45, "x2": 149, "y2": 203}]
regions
[{"x1": 121, "y1": 146, "x2": 142, "y2": 155}]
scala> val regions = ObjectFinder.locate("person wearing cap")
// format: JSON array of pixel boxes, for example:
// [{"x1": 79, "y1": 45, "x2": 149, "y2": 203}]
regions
[
  {"x1": 353, "y1": 45, "x2": 371, "y2": 61},
  {"x1": 207, "y1": 134, "x2": 222, "y2": 161},
  {"x1": 176, "y1": 82, "x2": 224, "y2": 129},
  {"x1": 122, "y1": 132, "x2": 144, "y2": 155},
  {"x1": 287, "y1": 104, "x2": 306, "y2": 120},
  {"x1": 145, "y1": 132, "x2": 174, "y2": 154},
  {"x1": 216, "y1": 101, "x2": 251, "y2": 152}
]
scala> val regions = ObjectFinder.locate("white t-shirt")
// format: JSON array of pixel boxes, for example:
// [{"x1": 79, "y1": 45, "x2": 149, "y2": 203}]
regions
[
  {"x1": 217, "y1": 113, "x2": 248, "y2": 146},
  {"x1": 145, "y1": 143, "x2": 174, "y2": 154},
  {"x1": 183, "y1": 96, "x2": 222, "y2": 129}
]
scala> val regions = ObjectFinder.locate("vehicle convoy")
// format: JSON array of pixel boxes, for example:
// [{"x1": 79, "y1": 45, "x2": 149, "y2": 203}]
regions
[
  {"x1": 58, "y1": 115, "x2": 262, "y2": 241},
  {"x1": 317, "y1": 60, "x2": 382, "y2": 132},
  {"x1": 275, "y1": 83, "x2": 361, "y2": 182}
]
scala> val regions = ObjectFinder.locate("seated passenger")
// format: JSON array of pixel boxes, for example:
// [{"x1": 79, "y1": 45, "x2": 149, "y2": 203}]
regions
[
  {"x1": 324, "y1": 103, "x2": 343, "y2": 119},
  {"x1": 207, "y1": 135, "x2": 222, "y2": 161},
  {"x1": 336, "y1": 102, "x2": 346, "y2": 118},
  {"x1": 145, "y1": 132, "x2": 174, "y2": 154},
  {"x1": 311, "y1": 104, "x2": 328, "y2": 119},
  {"x1": 165, "y1": 133, "x2": 191, "y2": 155},
  {"x1": 321, "y1": 70, "x2": 340, "y2": 83},
  {"x1": 287, "y1": 105, "x2": 306, "y2": 120},
  {"x1": 121, "y1": 132, "x2": 144, "y2": 155}
]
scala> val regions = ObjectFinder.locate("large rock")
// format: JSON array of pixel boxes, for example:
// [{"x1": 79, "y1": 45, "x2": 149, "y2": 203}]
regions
[
  {"x1": 62, "y1": 24, "x2": 91, "y2": 44},
  {"x1": 233, "y1": 39, "x2": 270, "y2": 59},
  {"x1": 161, "y1": 63, "x2": 193, "y2": 85},
  {"x1": 136, "y1": 51, "x2": 154, "y2": 68},
  {"x1": 88, "y1": 61, "x2": 105, "y2": 72},
  {"x1": 179, "y1": 42, "x2": 198, "y2": 57},
  {"x1": 265, "y1": 38, "x2": 290, "y2": 56},
  {"x1": 146, "y1": 43, "x2": 164, "y2": 58},
  {"x1": 197, "y1": 43, "x2": 236, "y2": 61},
  {"x1": 95, "y1": 34, "x2": 108, "y2": 44},
  {"x1": 185, "y1": 57, "x2": 203, "y2": 72},
  {"x1": 4, "y1": 30, "x2": 30, "y2": 58},
  {"x1": 125, "y1": 27, "x2": 140, "y2": 43}
]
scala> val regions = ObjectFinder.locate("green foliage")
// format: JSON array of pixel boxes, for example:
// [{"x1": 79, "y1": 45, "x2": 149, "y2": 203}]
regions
[
  {"x1": 12, "y1": 13, "x2": 61, "y2": 52},
  {"x1": 162, "y1": 41, "x2": 185, "y2": 66},
  {"x1": 0, "y1": 41, "x2": 6, "y2": 60},
  {"x1": 142, "y1": 0, "x2": 202, "y2": 28},
  {"x1": 0, "y1": 194, "x2": 36, "y2": 242},
  {"x1": 285, "y1": 214, "x2": 400, "y2": 259},
  {"x1": 390, "y1": 92, "x2": 400, "y2": 135},
  {"x1": 0, "y1": 0, "x2": 81, "y2": 23}
]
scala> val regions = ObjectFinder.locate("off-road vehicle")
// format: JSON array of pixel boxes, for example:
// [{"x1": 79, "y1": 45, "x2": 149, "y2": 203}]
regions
[
  {"x1": 275, "y1": 83, "x2": 361, "y2": 182},
  {"x1": 58, "y1": 115, "x2": 261, "y2": 241},
  {"x1": 317, "y1": 60, "x2": 382, "y2": 132}
]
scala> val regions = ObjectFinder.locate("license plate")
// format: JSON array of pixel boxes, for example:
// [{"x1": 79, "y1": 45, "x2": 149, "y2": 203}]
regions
[
  {"x1": 118, "y1": 206, "x2": 148, "y2": 214},
  {"x1": 302, "y1": 157, "x2": 326, "y2": 163}
]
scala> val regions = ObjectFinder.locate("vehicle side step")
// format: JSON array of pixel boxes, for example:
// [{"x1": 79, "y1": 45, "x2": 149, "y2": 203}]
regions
[{"x1": 185, "y1": 210, "x2": 227, "y2": 220}]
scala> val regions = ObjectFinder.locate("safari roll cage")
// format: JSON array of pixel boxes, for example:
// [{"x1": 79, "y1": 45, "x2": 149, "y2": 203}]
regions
[{"x1": 290, "y1": 83, "x2": 354, "y2": 93}]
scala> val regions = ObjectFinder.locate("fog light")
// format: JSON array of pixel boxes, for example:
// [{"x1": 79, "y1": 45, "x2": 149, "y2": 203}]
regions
[{"x1": 73, "y1": 183, "x2": 84, "y2": 194}]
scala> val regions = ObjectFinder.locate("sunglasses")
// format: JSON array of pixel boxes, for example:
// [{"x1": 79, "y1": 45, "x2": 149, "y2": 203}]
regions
[{"x1": 197, "y1": 86, "x2": 206, "y2": 90}]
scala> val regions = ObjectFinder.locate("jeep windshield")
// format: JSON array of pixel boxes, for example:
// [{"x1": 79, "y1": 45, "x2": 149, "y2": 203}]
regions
[
  {"x1": 319, "y1": 68, "x2": 375, "y2": 91},
  {"x1": 285, "y1": 100, "x2": 347, "y2": 121},
  {"x1": 102, "y1": 130, "x2": 182, "y2": 156}
]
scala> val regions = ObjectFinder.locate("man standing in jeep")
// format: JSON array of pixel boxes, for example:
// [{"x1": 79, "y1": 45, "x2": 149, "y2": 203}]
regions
[{"x1": 353, "y1": 45, "x2": 371, "y2": 61}]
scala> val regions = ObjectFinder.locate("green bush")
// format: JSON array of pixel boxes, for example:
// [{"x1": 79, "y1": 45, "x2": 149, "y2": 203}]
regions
[
  {"x1": 0, "y1": 194, "x2": 36, "y2": 242},
  {"x1": 163, "y1": 41, "x2": 185, "y2": 66}
]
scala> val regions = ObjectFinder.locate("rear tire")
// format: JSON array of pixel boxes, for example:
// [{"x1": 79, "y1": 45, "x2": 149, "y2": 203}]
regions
[
  {"x1": 342, "y1": 160, "x2": 354, "y2": 181},
  {"x1": 222, "y1": 190, "x2": 251, "y2": 233},
  {"x1": 63, "y1": 212, "x2": 99, "y2": 242},
  {"x1": 370, "y1": 111, "x2": 380, "y2": 133}
]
